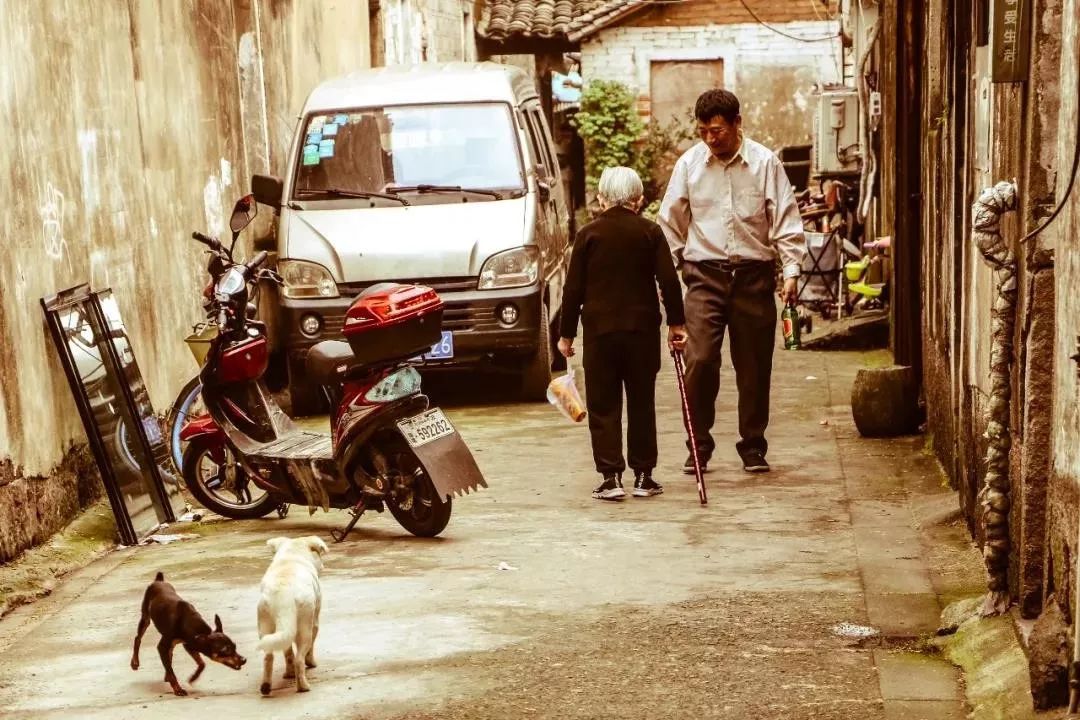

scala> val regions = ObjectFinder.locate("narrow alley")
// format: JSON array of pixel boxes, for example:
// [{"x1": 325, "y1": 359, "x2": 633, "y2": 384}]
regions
[{"x1": 0, "y1": 344, "x2": 980, "y2": 720}]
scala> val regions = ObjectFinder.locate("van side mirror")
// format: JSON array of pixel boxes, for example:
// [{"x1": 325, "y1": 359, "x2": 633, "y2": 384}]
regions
[{"x1": 252, "y1": 174, "x2": 284, "y2": 210}]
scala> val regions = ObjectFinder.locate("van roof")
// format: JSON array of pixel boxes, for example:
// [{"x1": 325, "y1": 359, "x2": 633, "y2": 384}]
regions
[{"x1": 303, "y1": 62, "x2": 537, "y2": 113}]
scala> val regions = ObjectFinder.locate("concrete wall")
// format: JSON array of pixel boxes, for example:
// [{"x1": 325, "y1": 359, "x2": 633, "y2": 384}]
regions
[
  {"x1": 0, "y1": 0, "x2": 370, "y2": 562},
  {"x1": 580, "y1": 19, "x2": 841, "y2": 152}
]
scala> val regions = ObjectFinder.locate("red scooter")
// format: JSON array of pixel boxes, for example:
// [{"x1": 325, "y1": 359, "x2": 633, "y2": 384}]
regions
[{"x1": 180, "y1": 194, "x2": 487, "y2": 541}]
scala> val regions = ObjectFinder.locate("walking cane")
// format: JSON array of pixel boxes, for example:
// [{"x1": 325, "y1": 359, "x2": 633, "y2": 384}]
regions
[{"x1": 672, "y1": 349, "x2": 707, "y2": 505}]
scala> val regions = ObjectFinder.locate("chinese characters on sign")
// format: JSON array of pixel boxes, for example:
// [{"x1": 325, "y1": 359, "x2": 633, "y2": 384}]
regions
[{"x1": 992, "y1": 0, "x2": 1030, "y2": 83}]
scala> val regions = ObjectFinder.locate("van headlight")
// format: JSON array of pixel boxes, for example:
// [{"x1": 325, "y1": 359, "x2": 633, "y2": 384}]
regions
[
  {"x1": 279, "y1": 260, "x2": 339, "y2": 299},
  {"x1": 364, "y1": 367, "x2": 422, "y2": 403},
  {"x1": 478, "y1": 246, "x2": 540, "y2": 290}
]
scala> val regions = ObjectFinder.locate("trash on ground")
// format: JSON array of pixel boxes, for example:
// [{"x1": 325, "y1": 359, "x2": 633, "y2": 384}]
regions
[
  {"x1": 820, "y1": 419, "x2": 829, "y2": 425},
  {"x1": 805, "y1": 375, "x2": 818, "y2": 381},
  {"x1": 497, "y1": 561, "x2": 519, "y2": 571},
  {"x1": 141, "y1": 533, "x2": 200, "y2": 545},
  {"x1": 177, "y1": 511, "x2": 205, "y2": 523},
  {"x1": 831, "y1": 622, "x2": 879, "y2": 639}
]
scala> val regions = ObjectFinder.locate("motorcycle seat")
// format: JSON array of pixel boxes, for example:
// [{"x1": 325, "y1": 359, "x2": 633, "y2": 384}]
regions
[{"x1": 306, "y1": 341, "x2": 356, "y2": 385}]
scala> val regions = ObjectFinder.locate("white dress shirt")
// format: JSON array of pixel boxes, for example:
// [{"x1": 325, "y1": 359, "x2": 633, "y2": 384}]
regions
[{"x1": 658, "y1": 137, "x2": 806, "y2": 279}]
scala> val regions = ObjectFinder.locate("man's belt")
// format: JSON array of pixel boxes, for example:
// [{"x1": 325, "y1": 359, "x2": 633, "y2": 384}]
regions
[{"x1": 697, "y1": 258, "x2": 774, "y2": 273}]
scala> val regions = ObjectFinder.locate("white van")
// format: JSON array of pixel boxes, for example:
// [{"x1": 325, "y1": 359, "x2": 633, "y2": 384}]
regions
[{"x1": 251, "y1": 62, "x2": 571, "y2": 412}]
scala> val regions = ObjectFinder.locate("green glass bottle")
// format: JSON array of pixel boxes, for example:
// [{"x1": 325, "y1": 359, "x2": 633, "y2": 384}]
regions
[{"x1": 782, "y1": 302, "x2": 801, "y2": 350}]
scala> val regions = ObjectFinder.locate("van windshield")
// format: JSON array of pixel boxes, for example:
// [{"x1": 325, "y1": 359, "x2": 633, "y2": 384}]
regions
[{"x1": 292, "y1": 103, "x2": 524, "y2": 204}]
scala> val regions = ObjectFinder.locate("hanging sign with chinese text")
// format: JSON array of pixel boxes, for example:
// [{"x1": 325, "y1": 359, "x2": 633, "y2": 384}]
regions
[{"x1": 992, "y1": 0, "x2": 1030, "y2": 83}]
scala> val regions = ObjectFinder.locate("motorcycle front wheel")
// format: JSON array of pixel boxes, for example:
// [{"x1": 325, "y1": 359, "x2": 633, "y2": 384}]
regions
[
  {"x1": 383, "y1": 450, "x2": 452, "y2": 537},
  {"x1": 182, "y1": 437, "x2": 278, "y2": 520},
  {"x1": 165, "y1": 376, "x2": 203, "y2": 475}
]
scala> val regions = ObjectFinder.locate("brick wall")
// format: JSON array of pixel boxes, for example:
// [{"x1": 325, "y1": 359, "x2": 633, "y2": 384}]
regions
[{"x1": 580, "y1": 20, "x2": 841, "y2": 151}]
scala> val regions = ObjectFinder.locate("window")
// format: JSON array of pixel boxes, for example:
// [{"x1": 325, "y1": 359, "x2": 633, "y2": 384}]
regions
[
  {"x1": 293, "y1": 103, "x2": 525, "y2": 204},
  {"x1": 524, "y1": 107, "x2": 557, "y2": 175}
]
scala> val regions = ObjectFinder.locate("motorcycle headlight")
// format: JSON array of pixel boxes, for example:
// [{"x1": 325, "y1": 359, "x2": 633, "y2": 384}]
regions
[
  {"x1": 478, "y1": 246, "x2": 540, "y2": 290},
  {"x1": 215, "y1": 267, "x2": 246, "y2": 297},
  {"x1": 279, "y1": 260, "x2": 339, "y2": 299},
  {"x1": 363, "y1": 366, "x2": 422, "y2": 403}
]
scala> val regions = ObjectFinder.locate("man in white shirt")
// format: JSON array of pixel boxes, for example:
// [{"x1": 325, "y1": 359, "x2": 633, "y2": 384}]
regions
[{"x1": 659, "y1": 89, "x2": 806, "y2": 474}]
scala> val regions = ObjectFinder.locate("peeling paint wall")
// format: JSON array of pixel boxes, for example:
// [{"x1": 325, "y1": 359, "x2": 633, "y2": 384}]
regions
[
  {"x1": 0, "y1": 0, "x2": 369, "y2": 559},
  {"x1": 378, "y1": 0, "x2": 476, "y2": 66},
  {"x1": 581, "y1": 21, "x2": 841, "y2": 151}
]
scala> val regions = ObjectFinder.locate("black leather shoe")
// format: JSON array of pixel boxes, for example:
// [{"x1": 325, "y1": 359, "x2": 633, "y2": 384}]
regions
[
  {"x1": 682, "y1": 454, "x2": 708, "y2": 475},
  {"x1": 742, "y1": 450, "x2": 770, "y2": 473}
]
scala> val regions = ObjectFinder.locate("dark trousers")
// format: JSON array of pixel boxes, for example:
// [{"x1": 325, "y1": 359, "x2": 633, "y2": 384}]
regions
[
  {"x1": 583, "y1": 330, "x2": 661, "y2": 475},
  {"x1": 682, "y1": 260, "x2": 777, "y2": 460}
]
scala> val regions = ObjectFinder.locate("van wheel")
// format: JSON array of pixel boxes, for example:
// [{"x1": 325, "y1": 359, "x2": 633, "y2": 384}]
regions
[{"x1": 519, "y1": 304, "x2": 554, "y2": 401}]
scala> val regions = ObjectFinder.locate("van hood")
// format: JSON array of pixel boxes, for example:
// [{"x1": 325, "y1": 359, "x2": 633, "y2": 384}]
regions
[{"x1": 284, "y1": 198, "x2": 528, "y2": 282}]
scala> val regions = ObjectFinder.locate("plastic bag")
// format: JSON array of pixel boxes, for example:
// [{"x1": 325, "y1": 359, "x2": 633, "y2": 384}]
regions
[{"x1": 547, "y1": 368, "x2": 587, "y2": 423}]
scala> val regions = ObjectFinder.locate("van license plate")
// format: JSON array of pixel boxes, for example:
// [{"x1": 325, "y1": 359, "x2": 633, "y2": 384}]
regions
[
  {"x1": 424, "y1": 331, "x2": 454, "y2": 360},
  {"x1": 397, "y1": 408, "x2": 456, "y2": 448}
]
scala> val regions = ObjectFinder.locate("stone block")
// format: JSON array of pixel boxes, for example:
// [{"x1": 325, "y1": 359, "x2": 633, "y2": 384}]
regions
[
  {"x1": 851, "y1": 365, "x2": 922, "y2": 437},
  {"x1": 1027, "y1": 597, "x2": 1070, "y2": 711}
]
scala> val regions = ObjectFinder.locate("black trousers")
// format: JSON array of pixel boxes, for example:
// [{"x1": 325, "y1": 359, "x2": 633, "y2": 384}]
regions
[
  {"x1": 682, "y1": 260, "x2": 777, "y2": 460},
  {"x1": 583, "y1": 330, "x2": 661, "y2": 475}
]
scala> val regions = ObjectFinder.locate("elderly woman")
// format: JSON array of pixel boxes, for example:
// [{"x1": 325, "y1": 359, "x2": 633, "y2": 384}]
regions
[{"x1": 558, "y1": 167, "x2": 688, "y2": 501}]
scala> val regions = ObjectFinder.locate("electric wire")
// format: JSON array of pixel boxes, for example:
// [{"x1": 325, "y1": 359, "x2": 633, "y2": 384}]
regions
[
  {"x1": 737, "y1": 0, "x2": 839, "y2": 42},
  {"x1": 1020, "y1": 49, "x2": 1080, "y2": 243}
]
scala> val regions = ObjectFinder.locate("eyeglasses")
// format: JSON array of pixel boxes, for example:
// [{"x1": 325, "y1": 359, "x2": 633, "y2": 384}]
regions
[{"x1": 697, "y1": 125, "x2": 732, "y2": 139}]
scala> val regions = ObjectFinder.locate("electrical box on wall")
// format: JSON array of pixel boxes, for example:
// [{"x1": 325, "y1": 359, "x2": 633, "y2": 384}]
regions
[{"x1": 812, "y1": 88, "x2": 861, "y2": 176}]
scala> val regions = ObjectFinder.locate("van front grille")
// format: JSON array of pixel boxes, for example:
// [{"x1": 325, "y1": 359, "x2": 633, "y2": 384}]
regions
[{"x1": 338, "y1": 277, "x2": 477, "y2": 297}]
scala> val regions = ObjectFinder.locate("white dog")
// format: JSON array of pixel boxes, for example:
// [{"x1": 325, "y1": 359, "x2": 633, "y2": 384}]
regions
[{"x1": 256, "y1": 536, "x2": 328, "y2": 694}]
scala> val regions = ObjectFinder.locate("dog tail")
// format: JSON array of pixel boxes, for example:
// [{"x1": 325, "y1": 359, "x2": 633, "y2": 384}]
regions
[
  {"x1": 257, "y1": 611, "x2": 297, "y2": 654},
  {"x1": 154, "y1": 572, "x2": 164, "y2": 582}
]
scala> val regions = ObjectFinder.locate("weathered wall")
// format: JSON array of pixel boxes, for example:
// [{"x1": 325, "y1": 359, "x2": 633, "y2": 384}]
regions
[
  {"x1": 378, "y1": 0, "x2": 477, "y2": 65},
  {"x1": 580, "y1": 20, "x2": 841, "y2": 151},
  {"x1": 1049, "y1": 0, "x2": 1080, "y2": 623},
  {"x1": 917, "y1": 0, "x2": 1065, "y2": 626},
  {"x1": 0, "y1": 0, "x2": 370, "y2": 561}
]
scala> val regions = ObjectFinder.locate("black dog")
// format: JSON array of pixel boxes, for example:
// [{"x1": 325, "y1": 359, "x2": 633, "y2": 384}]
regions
[{"x1": 131, "y1": 572, "x2": 246, "y2": 696}]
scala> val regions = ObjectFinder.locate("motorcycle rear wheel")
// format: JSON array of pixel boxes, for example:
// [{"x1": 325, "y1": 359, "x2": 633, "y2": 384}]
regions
[
  {"x1": 182, "y1": 437, "x2": 278, "y2": 520},
  {"x1": 384, "y1": 451, "x2": 452, "y2": 537}
]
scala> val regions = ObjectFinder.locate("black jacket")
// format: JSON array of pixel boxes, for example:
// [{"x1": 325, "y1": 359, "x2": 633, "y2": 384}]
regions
[{"x1": 559, "y1": 206, "x2": 686, "y2": 339}]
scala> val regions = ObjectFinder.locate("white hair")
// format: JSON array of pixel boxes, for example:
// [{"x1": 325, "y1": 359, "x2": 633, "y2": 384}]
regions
[{"x1": 597, "y1": 166, "x2": 644, "y2": 208}]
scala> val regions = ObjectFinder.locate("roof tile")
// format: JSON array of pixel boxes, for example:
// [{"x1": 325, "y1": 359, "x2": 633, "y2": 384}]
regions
[{"x1": 477, "y1": 0, "x2": 640, "y2": 42}]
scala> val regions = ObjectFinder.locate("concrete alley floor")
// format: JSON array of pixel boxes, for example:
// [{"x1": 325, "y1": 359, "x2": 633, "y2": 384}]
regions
[{"x1": 0, "y1": 344, "x2": 983, "y2": 720}]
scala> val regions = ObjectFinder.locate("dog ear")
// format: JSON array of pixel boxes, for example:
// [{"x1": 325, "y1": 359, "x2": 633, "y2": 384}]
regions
[
  {"x1": 266, "y1": 537, "x2": 287, "y2": 552},
  {"x1": 214, "y1": 614, "x2": 223, "y2": 633},
  {"x1": 307, "y1": 536, "x2": 329, "y2": 556}
]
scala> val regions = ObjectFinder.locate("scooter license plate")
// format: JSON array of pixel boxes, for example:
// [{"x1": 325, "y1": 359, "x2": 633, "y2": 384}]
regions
[{"x1": 397, "y1": 408, "x2": 456, "y2": 448}]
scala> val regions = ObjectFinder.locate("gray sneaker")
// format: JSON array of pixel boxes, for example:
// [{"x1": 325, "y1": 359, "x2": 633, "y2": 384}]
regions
[{"x1": 592, "y1": 474, "x2": 626, "y2": 501}]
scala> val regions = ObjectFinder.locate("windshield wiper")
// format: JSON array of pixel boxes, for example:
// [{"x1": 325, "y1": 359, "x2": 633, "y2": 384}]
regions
[
  {"x1": 386, "y1": 184, "x2": 503, "y2": 200},
  {"x1": 296, "y1": 187, "x2": 409, "y2": 206}
]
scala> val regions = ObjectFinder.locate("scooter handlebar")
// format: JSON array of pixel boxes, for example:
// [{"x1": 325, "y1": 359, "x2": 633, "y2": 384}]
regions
[
  {"x1": 246, "y1": 250, "x2": 268, "y2": 271},
  {"x1": 192, "y1": 231, "x2": 217, "y2": 248}
]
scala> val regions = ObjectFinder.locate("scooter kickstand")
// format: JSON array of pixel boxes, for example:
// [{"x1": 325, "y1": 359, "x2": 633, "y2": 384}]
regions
[{"x1": 330, "y1": 502, "x2": 365, "y2": 544}]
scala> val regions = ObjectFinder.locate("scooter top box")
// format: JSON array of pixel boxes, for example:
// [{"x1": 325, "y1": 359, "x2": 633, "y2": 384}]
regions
[{"x1": 343, "y1": 284, "x2": 444, "y2": 365}]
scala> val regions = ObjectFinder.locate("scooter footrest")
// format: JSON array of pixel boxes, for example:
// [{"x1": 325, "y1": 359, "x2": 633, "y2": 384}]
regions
[{"x1": 252, "y1": 431, "x2": 333, "y2": 460}]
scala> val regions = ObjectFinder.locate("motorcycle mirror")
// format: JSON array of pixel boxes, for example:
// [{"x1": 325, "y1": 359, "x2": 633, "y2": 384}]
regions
[{"x1": 229, "y1": 194, "x2": 257, "y2": 234}]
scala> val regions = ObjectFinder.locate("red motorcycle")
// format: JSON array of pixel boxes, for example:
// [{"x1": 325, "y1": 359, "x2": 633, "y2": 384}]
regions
[{"x1": 180, "y1": 194, "x2": 487, "y2": 542}]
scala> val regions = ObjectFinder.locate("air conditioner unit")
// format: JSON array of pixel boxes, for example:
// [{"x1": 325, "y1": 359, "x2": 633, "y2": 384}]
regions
[{"x1": 812, "y1": 88, "x2": 861, "y2": 176}]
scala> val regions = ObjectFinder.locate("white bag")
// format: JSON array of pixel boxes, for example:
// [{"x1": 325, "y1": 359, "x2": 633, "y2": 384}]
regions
[{"x1": 546, "y1": 367, "x2": 587, "y2": 423}]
